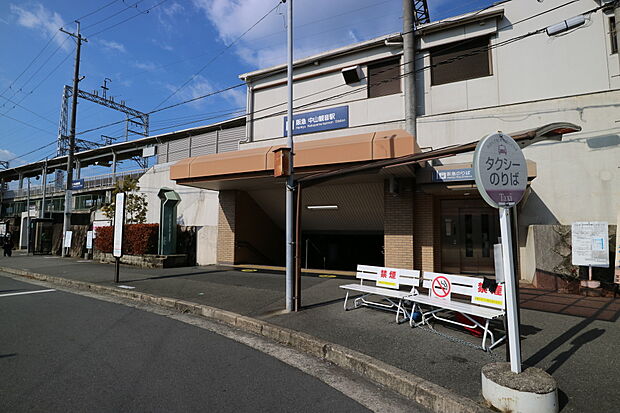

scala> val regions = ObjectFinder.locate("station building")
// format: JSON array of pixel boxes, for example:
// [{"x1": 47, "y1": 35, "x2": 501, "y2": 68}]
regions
[{"x1": 170, "y1": 0, "x2": 620, "y2": 282}]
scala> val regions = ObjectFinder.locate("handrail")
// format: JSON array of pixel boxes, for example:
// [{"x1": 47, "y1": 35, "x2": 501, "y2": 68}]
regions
[{"x1": 2, "y1": 169, "x2": 147, "y2": 200}]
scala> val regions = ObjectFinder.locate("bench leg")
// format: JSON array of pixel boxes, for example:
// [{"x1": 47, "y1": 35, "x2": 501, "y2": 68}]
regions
[
  {"x1": 481, "y1": 319, "x2": 490, "y2": 351},
  {"x1": 343, "y1": 291, "x2": 350, "y2": 311},
  {"x1": 395, "y1": 300, "x2": 411, "y2": 324}
]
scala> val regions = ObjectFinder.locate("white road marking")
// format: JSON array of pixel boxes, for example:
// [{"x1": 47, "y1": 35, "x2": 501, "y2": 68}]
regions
[
  {"x1": 118, "y1": 285, "x2": 135, "y2": 289},
  {"x1": 0, "y1": 289, "x2": 56, "y2": 298}
]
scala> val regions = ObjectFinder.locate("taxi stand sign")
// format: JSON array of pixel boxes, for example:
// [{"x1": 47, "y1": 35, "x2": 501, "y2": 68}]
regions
[{"x1": 473, "y1": 132, "x2": 525, "y2": 374}]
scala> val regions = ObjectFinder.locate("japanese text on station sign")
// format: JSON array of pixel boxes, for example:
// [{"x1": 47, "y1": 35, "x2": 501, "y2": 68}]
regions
[{"x1": 473, "y1": 133, "x2": 528, "y2": 208}]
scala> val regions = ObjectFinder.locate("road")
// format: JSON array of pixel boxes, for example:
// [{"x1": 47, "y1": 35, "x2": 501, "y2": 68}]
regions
[{"x1": 0, "y1": 273, "x2": 419, "y2": 413}]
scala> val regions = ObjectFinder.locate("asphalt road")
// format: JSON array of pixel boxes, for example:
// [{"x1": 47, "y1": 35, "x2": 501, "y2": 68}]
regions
[{"x1": 0, "y1": 274, "x2": 417, "y2": 413}]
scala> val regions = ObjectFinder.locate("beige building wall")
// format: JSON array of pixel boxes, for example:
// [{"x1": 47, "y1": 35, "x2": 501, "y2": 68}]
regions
[{"x1": 140, "y1": 163, "x2": 219, "y2": 265}]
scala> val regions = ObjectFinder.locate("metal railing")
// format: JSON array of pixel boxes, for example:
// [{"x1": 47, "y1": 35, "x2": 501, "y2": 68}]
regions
[{"x1": 2, "y1": 169, "x2": 147, "y2": 200}]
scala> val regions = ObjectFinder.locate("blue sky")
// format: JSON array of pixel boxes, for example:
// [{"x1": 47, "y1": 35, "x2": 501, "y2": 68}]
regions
[{"x1": 0, "y1": 0, "x2": 495, "y2": 171}]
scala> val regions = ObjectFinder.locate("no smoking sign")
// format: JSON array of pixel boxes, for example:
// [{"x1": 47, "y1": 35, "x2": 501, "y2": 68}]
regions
[{"x1": 431, "y1": 276, "x2": 451, "y2": 300}]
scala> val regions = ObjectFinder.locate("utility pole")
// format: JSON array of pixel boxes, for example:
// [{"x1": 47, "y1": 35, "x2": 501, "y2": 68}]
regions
[
  {"x1": 285, "y1": 0, "x2": 295, "y2": 312},
  {"x1": 41, "y1": 159, "x2": 48, "y2": 219},
  {"x1": 60, "y1": 21, "x2": 87, "y2": 257},
  {"x1": 615, "y1": 1, "x2": 620, "y2": 72},
  {"x1": 26, "y1": 178, "x2": 31, "y2": 253},
  {"x1": 403, "y1": 0, "x2": 416, "y2": 137}
]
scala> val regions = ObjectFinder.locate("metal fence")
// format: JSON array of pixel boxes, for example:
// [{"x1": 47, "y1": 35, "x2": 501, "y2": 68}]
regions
[{"x1": 2, "y1": 169, "x2": 147, "y2": 200}]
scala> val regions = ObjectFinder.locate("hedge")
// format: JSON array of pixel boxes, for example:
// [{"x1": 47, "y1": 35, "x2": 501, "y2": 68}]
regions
[{"x1": 95, "y1": 223, "x2": 158, "y2": 255}]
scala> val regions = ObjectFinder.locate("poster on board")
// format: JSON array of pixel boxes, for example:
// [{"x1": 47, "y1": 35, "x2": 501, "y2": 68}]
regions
[{"x1": 571, "y1": 222, "x2": 609, "y2": 267}]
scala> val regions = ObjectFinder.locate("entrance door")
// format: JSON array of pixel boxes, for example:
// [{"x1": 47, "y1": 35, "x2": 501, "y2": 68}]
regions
[{"x1": 441, "y1": 200, "x2": 499, "y2": 274}]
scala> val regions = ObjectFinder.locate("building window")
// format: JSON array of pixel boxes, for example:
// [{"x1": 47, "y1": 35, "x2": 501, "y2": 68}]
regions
[
  {"x1": 611, "y1": 17, "x2": 618, "y2": 55},
  {"x1": 367, "y1": 58, "x2": 401, "y2": 98},
  {"x1": 430, "y1": 35, "x2": 492, "y2": 86}
]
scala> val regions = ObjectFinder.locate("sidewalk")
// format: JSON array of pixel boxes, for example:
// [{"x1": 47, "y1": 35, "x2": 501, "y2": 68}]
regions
[{"x1": 2, "y1": 253, "x2": 618, "y2": 412}]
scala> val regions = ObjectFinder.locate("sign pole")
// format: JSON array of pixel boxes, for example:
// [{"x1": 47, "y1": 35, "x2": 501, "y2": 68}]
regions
[
  {"x1": 499, "y1": 207, "x2": 522, "y2": 373},
  {"x1": 115, "y1": 257, "x2": 120, "y2": 284},
  {"x1": 474, "y1": 132, "x2": 528, "y2": 374},
  {"x1": 113, "y1": 192, "x2": 125, "y2": 284}
]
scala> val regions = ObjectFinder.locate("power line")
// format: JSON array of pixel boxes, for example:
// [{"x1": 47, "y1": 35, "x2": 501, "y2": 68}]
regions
[
  {"x1": 82, "y1": 0, "x2": 147, "y2": 31},
  {"x1": 0, "y1": 33, "x2": 59, "y2": 99},
  {"x1": 152, "y1": 0, "x2": 284, "y2": 110},
  {"x1": 87, "y1": 0, "x2": 172, "y2": 38},
  {"x1": 0, "y1": 95, "x2": 57, "y2": 125},
  {"x1": 74, "y1": 0, "x2": 121, "y2": 22},
  {"x1": 76, "y1": 82, "x2": 246, "y2": 135},
  {"x1": 7, "y1": 0, "x2": 594, "y2": 161}
]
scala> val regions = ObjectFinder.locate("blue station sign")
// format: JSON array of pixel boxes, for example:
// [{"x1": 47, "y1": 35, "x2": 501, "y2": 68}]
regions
[
  {"x1": 432, "y1": 168, "x2": 474, "y2": 182},
  {"x1": 284, "y1": 106, "x2": 348, "y2": 136},
  {"x1": 71, "y1": 179, "x2": 85, "y2": 190}
]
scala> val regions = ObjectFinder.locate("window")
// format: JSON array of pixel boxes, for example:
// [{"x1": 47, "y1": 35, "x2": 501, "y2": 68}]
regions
[
  {"x1": 430, "y1": 36, "x2": 492, "y2": 86},
  {"x1": 367, "y1": 58, "x2": 401, "y2": 98},
  {"x1": 611, "y1": 17, "x2": 618, "y2": 55}
]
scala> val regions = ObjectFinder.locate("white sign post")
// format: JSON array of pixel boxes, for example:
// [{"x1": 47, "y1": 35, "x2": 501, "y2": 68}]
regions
[
  {"x1": 113, "y1": 193, "x2": 126, "y2": 283},
  {"x1": 572, "y1": 221, "x2": 609, "y2": 289},
  {"x1": 474, "y1": 132, "x2": 527, "y2": 374},
  {"x1": 63, "y1": 230, "x2": 73, "y2": 249},
  {"x1": 615, "y1": 212, "x2": 620, "y2": 285}
]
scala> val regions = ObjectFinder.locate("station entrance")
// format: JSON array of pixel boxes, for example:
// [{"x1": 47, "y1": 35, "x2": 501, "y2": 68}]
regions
[{"x1": 440, "y1": 199, "x2": 499, "y2": 275}]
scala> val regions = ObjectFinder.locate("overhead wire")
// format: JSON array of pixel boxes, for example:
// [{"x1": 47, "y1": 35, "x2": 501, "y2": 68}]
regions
[
  {"x1": 87, "y1": 0, "x2": 172, "y2": 38},
  {"x1": 4, "y1": 0, "x2": 596, "y2": 164},
  {"x1": 152, "y1": 0, "x2": 284, "y2": 110}
]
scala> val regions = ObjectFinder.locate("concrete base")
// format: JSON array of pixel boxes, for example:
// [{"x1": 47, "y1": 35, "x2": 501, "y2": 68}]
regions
[{"x1": 482, "y1": 363, "x2": 558, "y2": 413}]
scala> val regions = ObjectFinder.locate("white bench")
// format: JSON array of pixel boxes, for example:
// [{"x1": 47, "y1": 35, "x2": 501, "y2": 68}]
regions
[
  {"x1": 406, "y1": 272, "x2": 506, "y2": 350},
  {"x1": 340, "y1": 265, "x2": 422, "y2": 323}
]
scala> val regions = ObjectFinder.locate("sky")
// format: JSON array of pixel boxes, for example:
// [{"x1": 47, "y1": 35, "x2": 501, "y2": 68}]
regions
[{"x1": 0, "y1": 0, "x2": 496, "y2": 173}]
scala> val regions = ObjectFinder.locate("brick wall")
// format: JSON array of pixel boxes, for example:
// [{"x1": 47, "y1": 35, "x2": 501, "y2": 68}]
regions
[
  {"x1": 413, "y1": 191, "x2": 440, "y2": 271},
  {"x1": 217, "y1": 190, "x2": 236, "y2": 265},
  {"x1": 384, "y1": 179, "x2": 414, "y2": 269}
]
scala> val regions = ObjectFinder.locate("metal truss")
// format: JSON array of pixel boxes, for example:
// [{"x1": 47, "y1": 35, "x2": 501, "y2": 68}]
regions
[
  {"x1": 413, "y1": 0, "x2": 430, "y2": 26},
  {"x1": 56, "y1": 85, "x2": 150, "y2": 169}
]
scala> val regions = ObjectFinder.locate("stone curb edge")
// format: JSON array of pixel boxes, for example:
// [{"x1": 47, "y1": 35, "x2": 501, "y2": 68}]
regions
[{"x1": 1, "y1": 266, "x2": 491, "y2": 413}]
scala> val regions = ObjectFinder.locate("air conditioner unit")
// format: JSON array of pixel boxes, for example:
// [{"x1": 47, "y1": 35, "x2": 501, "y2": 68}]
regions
[{"x1": 341, "y1": 65, "x2": 364, "y2": 84}]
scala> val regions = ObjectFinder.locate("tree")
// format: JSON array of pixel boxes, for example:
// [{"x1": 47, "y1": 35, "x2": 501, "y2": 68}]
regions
[{"x1": 102, "y1": 177, "x2": 148, "y2": 224}]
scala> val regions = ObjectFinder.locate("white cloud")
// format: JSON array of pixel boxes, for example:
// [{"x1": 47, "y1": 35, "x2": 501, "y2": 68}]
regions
[
  {"x1": 10, "y1": 3, "x2": 68, "y2": 49},
  {"x1": 172, "y1": 75, "x2": 246, "y2": 109},
  {"x1": 132, "y1": 61, "x2": 159, "y2": 71},
  {"x1": 157, "y1": 1, "x2": 185, "y2": 31},
  {"x1": 163, "y1": 2, "x2": 184, "y2": 17},
  {"x1": 99, "y1": 39, "x2": 127, "y2": 53},
  {"x1": 0, "y1": 149, "x2": 16, "y2": 162},
  {"x1": 192, "y1": 0, "x2": 403, "y2": 69}
]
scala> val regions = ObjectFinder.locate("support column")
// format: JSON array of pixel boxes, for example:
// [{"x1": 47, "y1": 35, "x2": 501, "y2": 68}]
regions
[
  {"x1": 384, "y1": 178, "x2": 414, "y2": 269},
  {"x1": 217, "y1": 190, "x2": 237, "y2": 265},
  {"x1": 413, "y1": 190, "x2": 439, "y2": 272}
]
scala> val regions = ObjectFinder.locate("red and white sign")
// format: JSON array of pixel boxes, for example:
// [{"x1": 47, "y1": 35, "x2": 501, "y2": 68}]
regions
[
  {"x1": 376, "y1": 268, "x2": 400, "y2": 289},
  {"x1": 430, "y1": 276, "x2": 451, "y2": 300},
  {"x1": 471, "y1": 282, "x2": 505, "y2": 309}
]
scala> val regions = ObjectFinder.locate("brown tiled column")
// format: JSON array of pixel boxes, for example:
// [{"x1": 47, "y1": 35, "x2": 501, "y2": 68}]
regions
[
  {"x1": 217, "y1": 190, "x2": 237, "y2": 265},
  {"x1": 413, "y1": 191, "x2": 440, "y2": 271},
  {"x1": 383, "y1": 179, "x2": 414, "y2": 269}
]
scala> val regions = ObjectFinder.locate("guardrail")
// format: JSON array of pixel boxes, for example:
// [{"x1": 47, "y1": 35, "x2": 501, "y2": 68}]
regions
[{"x1": 1, "y1": 169, "x2": 147, "y2": 200}]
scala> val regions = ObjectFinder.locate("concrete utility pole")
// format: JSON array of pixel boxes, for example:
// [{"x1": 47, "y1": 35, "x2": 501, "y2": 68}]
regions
[
  {"x1": 403, "y1": 0, "x2": 416, "y2": 137},
  {"x1": 40, "y1": 159, "x2": 48, "y2": 219},
  {"x1": 60, "y1": 21, "x2": 87, "y2": 257},
  {"x1": 615, "y1": 2, "x2": 620, "y2": 72},
  {"x1": 285, "y1": 0, "x2": 295, "y2": 312}
]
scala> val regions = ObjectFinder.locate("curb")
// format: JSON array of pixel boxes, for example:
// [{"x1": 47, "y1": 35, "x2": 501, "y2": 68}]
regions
[{"x1": 1, "y1": 265, "x2": 491, "y2": 413}]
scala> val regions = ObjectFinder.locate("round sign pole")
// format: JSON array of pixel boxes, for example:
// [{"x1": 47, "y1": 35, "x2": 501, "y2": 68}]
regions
[
  {"x1": 473, "y1": 132, "x2": 527, "y2": 374},
  {"x1": 498, "y1": 207, "x2": 521, "y2": 373}
]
